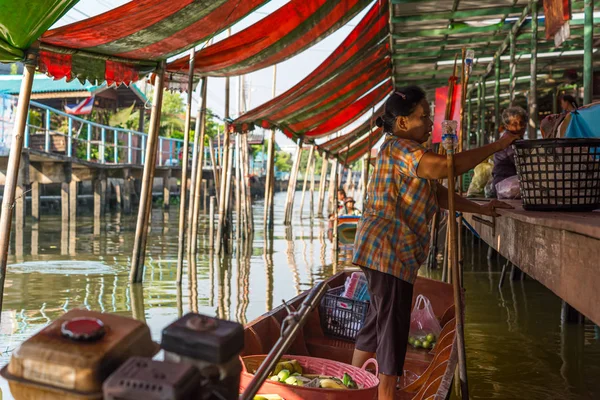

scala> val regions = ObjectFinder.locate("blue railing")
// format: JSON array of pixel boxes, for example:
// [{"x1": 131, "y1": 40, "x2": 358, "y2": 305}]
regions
[{"x1": 0, "y1": 93, "x2": 194, "y2": 167}]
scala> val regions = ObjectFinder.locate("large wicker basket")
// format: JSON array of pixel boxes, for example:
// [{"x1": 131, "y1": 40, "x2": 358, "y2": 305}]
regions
[
  {"x1": 240, "y1": 354, "x2": 379, "y2": 400},
  {"x1": 513, "y1": 139, "x2": 600, "y2": 211}
]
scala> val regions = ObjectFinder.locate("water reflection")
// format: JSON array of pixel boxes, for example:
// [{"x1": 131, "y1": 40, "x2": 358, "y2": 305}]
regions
[{"x1": 0, "y1": 193, "x2": 600, "y2": 400}]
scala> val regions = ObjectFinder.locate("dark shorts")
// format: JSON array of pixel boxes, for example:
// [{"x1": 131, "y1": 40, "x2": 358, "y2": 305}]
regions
[{"x1": 355, "y1": 267, "x2": 414, "y2": 376}]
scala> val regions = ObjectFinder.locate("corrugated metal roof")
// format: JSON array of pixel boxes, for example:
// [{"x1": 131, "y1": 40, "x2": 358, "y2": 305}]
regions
[{"x1": 0, "y1": 74, "x2": 101, "y2": 95}]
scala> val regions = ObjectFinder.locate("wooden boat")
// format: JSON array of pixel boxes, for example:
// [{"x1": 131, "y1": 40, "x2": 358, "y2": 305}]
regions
[
  {"x1": 242, "y1": 271, "x2": 458, "y2": 399},
  {"x1": 328, "y1": 216, "x2": 361, "y2": 245}
]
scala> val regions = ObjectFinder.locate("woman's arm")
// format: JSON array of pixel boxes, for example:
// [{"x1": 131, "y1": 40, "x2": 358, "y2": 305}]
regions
[
  {"x1": 417, "y1": 132, "x2": 520, "y2": 180},
  {"x1": 436, "y1": 184, "x2": 513, "y2": 217}
]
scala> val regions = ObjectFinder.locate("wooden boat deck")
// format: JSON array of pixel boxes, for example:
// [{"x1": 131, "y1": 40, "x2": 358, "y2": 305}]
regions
[{"x1": 465, "y1": 200, "x2": 600, "y2": 325}]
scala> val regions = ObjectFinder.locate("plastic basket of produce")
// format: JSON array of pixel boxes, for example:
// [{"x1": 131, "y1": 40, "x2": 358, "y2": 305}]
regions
[
  {"x1": 513, "y1": 139, "x2": 600, "y2": 211},
  {"x1": 240, "y1": 355, "x2": 378, "y2": 400},
  {"x1": 319, "y1": 286, "x2": 369, "y2": 341}
]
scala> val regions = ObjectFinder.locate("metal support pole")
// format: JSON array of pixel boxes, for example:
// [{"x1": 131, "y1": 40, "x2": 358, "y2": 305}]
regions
[
  {"x1": 529, "y1": 0, "x2": 538, "y2": 139},
  {"x1": 0, "y1": 53, "x2": 36, "y2": 313},
  {"x1": 176, "y1": 48, "x2": 196, "y2": 284},
  {"x1": 583, "y1": 0, "x2": 594, "y2": 105},
  {"x1": 190, "y1": 77, "x2": 208, "y2": 255},
  {"x1": 477, "y1": 82, "x2": 483, "y2": 148},
  {"x1": 130, "y1": 61, "x2": 166, "y2": 283},
  {"x1": 494, "y1": 56, "x2": 501, "y2": 139},
  {"x1": 509, "y1": 31, "x2": 516, "y2": 105}
]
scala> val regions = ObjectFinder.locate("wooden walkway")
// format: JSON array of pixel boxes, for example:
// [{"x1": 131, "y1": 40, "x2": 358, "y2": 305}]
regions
[{"x1": 465, "y1": 200, "x2": 600, "y2": 326}]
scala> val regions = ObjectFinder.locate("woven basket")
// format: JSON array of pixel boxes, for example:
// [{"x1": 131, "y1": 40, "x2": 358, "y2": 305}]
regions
[
  {"x1": 513, "y1": 139, "x2": 600, "y2": 211},
  {"x1": 240, "y1": 355, "x2": 379, "y2": 400}
]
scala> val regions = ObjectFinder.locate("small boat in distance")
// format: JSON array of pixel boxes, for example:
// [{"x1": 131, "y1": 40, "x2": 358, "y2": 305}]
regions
[
  {"x1": 241, "y1": 271, "x2": 458, "y2": 399},
  {"x1": 328, "y1": 215, "x2": 361, "y2": 245}
]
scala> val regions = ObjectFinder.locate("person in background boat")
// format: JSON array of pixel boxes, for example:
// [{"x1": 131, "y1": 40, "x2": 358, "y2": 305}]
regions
[
  {"x1": 343, "y1": 197, "x2": 361, "y2": 216},
  {"x1": 489, "y1": 106, "x2": 527, "y2": 198},
  {"x1": 337, "y1": 188, "x2": 346, "y2": 211},
  {"x1": 560, "y1": 94, "x2": 578, "y2": 114},
  {"x1": 351, "y1": 87, "x2": 518, "y2": 400}
]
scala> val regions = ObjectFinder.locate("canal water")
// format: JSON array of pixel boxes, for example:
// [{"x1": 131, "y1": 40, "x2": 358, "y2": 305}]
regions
[{"x1": 0, "y1": 191, "x2": 599, "y2": 399}]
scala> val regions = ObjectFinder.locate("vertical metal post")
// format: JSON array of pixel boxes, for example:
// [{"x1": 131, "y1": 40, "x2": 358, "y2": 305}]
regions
[
  {"x1": 480, "y1": 79, "x2": 486, "y2": 146},
  {"x1": 477, "y1": 82, "x2": 483, "y2": 148},
  {"x1": 141, "y1": 135, "x2": 146, "y2": 164},
  {"x1": 583, "y1": 0, "x2": 594, "y2": 105},
  {"x1": 529, "y1": 0, "x2": 539, "y2": 139},
  {"x1": 114, "y1": 130, "x2": 118, "y2": 163},
  {"x1": 45, "y1": 109, "x2": 51, "y2": 152},
  {"x1": 87, "y1": 124, "x2": 92, "y2": 161},
  {"x1": 130, "y1": 61, "x2": 166, "y2": 283},
  {"x1": 128, "y1": 131, "x2": 132, "y2": 163},
  {"x1": 67, "y1": 117, "x2": 73, "y2": 157},
  {"x1": 494, "y1": 56, "x2": 501, "y2": 139},
  {"x1": 0, "y1": 54, "x2": 36, "y2": 312},
  {"x1": 466, "y1": 97, "x2": 472, "y2": 149},
  {"x1": 509, "y1": 31, "x2": 516, "y2": 104},
  {"x1": 176, "y1": 47, "x2": 196, "y2": 284},
  {"x1": 101, "y1": 127, "x2": 106, "y2": 163},
  {"x1": 159, "y1": 137, "x2": 163, "y2": 166}
]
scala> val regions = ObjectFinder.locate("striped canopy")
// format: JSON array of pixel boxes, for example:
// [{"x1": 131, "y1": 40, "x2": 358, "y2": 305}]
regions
[
  {"x1": 231, "y1": 0, "x2": 391, "y2": 139},
  {"x1": 38, "y1": 0, "x2": 270, "y2": 84},
  {"x1": 318, "y1": 114, "x2": 380, "y2": 155},
  {"x1": 335, "y1": 127, "x2": 385, "y2": 166},
  {"x1": 167, "y1": 0, "x2": 372, "y2": 78}
]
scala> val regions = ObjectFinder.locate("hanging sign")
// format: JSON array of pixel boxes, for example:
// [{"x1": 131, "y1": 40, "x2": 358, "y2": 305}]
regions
[{"x1": 544, "y1": 0, "x2": 571, "y2": 43}]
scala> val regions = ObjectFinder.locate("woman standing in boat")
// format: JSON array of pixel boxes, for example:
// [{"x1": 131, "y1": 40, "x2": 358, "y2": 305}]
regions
[{"x1": 351, "y1": 87, "x2": 518, "y2": 400}]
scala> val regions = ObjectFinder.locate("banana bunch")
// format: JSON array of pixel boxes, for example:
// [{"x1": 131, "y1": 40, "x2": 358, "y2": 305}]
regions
[
  {"x1": 319, "y1": 378, "x2": 346, "y2": 389},
  {"x1": 271, "y1": 359, "x2": 303, "y2": 376}
]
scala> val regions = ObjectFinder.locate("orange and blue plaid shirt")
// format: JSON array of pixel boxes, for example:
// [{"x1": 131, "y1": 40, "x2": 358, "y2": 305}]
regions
[{"x1": 352, "y1": 136, "x2": 438, "y2": 284}]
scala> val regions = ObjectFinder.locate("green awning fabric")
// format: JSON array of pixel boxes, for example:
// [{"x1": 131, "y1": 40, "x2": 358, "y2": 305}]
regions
[
  {"x1": 0, "y1": 0, "x2": 78, "y2": 62},
  {"x1": 335, "y1": 127, "x2": 384, "y2": 166}
]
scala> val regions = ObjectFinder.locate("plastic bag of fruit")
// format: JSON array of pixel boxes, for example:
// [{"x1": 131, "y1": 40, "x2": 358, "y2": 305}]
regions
[{"x1": 408, "y1": 295, "x2": 442, "y2": 350}]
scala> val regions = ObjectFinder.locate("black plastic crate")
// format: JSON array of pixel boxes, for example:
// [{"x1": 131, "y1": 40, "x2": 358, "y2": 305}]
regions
[
  {"x1": 319, "y1": 286, "x2": 369, "y2": 341},
  {"x1": 513, "y1": 139, "x2": 600, "y2": 211}
]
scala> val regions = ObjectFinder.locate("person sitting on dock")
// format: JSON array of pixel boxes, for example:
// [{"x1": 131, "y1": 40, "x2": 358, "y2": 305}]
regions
[
  {"x1": 351, "y1": 87, "x2": 518, "y2": 400},
  {"x1": 343, "y1": 197, "x2": 361, "y2": 216},
  {"x1": 490, "y1": 106, "x2": 527, "y2": 198}
]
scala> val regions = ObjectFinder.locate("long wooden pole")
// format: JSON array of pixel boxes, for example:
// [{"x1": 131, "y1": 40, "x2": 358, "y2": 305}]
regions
[
  {"x1": 176, "y1": 48, "x2": 196, "y2": 284},
  {"x1": 457, "y1": 48, "x2": 468, "y2": 285},
  {"x1": 0, "y1": 53, "x2": 36, "y2": 312},
  {"x1": 316, "y1": 153, "x2": 328, "y2": 218},
  {"x1": 442, "y1": 124, "x2": 469, "y2": 399},
  {"x1": 298, "y1": 145, "x2": 314, "y2": 219},
  {"x1": 130, "y1": 61, "x2": 166, "y2": 283},
  {"x1": 529, "y1": 0, "x2": 538, "y2": 139},
  {"x1": 235, "y1": 133, "x2": 242, "y2": 239},
  {"x1": 208, "y1": 137, "x2": 220, "y2": 206},
  {"x1": 190, "y1": 77, "x2": 208, "y2": 255},
  {"x1": 327, "y1": 159, "x2": 338, "y2": 216},
  {"x1": 242, "y1": 134, "x2": 253, "y2": 232},
  {"x1": 309, "y1": 151, "x2": 316, "y2": 218},
  {"x1": 283, "y1": 142, "x2": 303, "y2": 225},
  {"x1": 215, "y1": 66, "x2": 231, "y2": 255},
  {"x1": 263, "y1": 66, "x2": 277, "y2": 230}
]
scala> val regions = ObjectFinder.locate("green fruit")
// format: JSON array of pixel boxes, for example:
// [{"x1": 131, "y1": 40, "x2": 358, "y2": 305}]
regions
[
  {"x1": 291, "y1": 372, "x2": 301, "y2": 376},
  {"x1": 277, "y1": 369, "x2": 290, "y2": 381},
  {"x1": 285, "y1": 376, "x2": 298, "y2": 385},
  {"x1": 422, "y1": 340, "x2": 431, "y2": 349},
  {"x1": 408, "y1": 337, "x2": 415, "y2": 345},
  {"x1": 343, "y1": 373, "x2": 351, "y2": 387},
  {"x1": 270, "y1": 376, "x2": 280, "y2": 382},
  {"x1": 426, "y1": 333, "x2": 436, "y2": 342},
  {"x1": 413, "y1": 340, "x2": 422, "y2": 348}
]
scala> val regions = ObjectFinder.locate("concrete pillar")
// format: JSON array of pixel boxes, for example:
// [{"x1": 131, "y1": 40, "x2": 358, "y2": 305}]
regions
[
  {"x1": 163, "y1": 171, "x2": 171, "y2": 209},
  {"x1": 31, "y1": 181, "x2": 40, "y2": 220},
  {"x1": 122, "y1": 168, "x2": 132, "y2": 214},
  {"x1": 94, "y1": 171, "x2": 106, "y2": 219}
]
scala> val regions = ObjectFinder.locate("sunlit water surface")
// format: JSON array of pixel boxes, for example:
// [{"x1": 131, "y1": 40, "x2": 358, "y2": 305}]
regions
[{"x1": 0, "y1": 192, "x2": 599, "y2": 399}]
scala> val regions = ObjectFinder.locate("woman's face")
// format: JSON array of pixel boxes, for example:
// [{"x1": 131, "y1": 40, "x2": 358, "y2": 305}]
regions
[
  {"x1": 395, "y1": 99, "x2": 433, "y2": 144},
  {"x1": 505, "y1": 116, "x2": 526, "y2": 137}
]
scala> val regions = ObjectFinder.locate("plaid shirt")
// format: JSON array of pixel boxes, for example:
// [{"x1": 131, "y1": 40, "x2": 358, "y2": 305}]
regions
[{"x1": 352, "y1": 136, "x2": 438, "y2": 284}]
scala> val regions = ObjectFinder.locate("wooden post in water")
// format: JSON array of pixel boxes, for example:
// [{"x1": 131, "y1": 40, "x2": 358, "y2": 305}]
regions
[
  {"x1": 176, "y1": 53, "x2": 195, "y2": 284},
  {"x1": 263, "y1": 65, "x2": 277, "y2": 230},
  {"x1": 242, "y1": 134, "x2": 253, "y2": 233},
  {"x1": 441, "y1": 121, "x2": 469, "y2": 400},
  {"x1": 215, "y1": 71, "x2": 231, "y2": 255},
  {"x1": 223, "y1": 139, "x2": 234, "y2": 252},
  {"x1": 235, "y1": 134, "x2": 242, "y2": 240},
  {"x1": 327, "y1": 159, "x2": 338, "y2": 216},
  {"x1": 283, "y1": 141, "x2": 303, "y2": 225},
  {"x1": 209, "y1": 196, "x2": 215, "y2": 249},
  {"x1": 298, "y1": 144, "x2": 314, "y2": 219},
  {"x1": 316, "y1": 153, "x2": 328, "y2": 218},
  {"x1": 309, "y1": 151, "x2": 316, "y2": 218},
  {"x1": 208, "y1": 138, "x2": 220, "y2": 206},
  {"x1": 130, "y1": 61, "x2": 166, "y2": 283},
  {"x1": 0, "y1": 52, "x2": 36, "y2": 312},
  {"x1": 190, "y1": 77, "x2": 208, "y2": 255}
]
